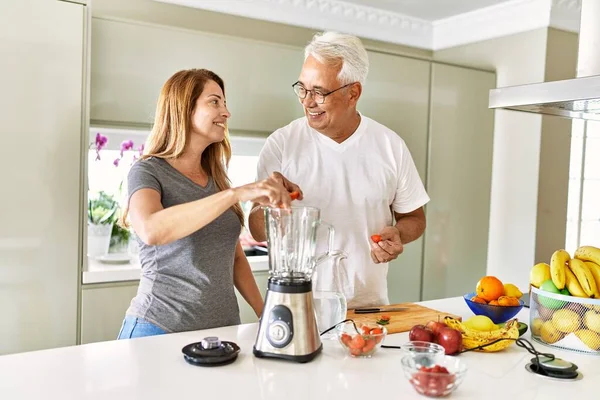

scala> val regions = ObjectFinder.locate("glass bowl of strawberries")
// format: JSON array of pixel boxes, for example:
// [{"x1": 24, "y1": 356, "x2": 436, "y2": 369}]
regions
[
  {"x1": 336, "y1": 321, "x2": 387, "y2": 358},
  {"x1": 401, "y1": 354, "x2": 467, "y2": 397}
]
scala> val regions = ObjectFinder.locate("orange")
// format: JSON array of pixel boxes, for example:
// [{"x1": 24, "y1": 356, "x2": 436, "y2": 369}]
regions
[
  {"x1": 476, "y1": 276, "x2": 505, "y2": 302},
  {"x1": 470, "y1": 296, "x2": 487, "y2": 304},
  {"x1": 488, "y1": 300, "x2": 500, "y2": 306},
  {"x1": 498, "y1": 296, "x2": 520, "y2": 307}
]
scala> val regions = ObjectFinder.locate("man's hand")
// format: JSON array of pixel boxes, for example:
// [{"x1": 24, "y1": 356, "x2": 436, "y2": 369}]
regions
[{"x1": 370, "y1": 226, "x2": 404, "y2": 264}]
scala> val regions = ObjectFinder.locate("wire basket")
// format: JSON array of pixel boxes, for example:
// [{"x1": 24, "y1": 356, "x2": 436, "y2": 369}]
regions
[{"x1": 530, "y1": 286, "x2": 600, "y2": 355}]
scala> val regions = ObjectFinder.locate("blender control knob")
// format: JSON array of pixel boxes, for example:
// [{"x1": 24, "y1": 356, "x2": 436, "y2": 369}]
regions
[{"x1": 268, "y1": 321, "x2": 291, "y2": 347}]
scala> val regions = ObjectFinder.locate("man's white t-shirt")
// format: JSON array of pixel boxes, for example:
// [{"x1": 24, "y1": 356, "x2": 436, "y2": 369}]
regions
[{"x1": 256, "y1": 114, "x2": 430, "y2": 308}]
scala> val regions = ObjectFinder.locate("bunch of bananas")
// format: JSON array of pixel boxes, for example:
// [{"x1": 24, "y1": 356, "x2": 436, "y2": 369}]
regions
[
  {"x1": 550, "y1": 246, "x2": 600, "y2": 298},
  {"x1": 444, "y1": 316, "x2": 519, "y2": 352}
]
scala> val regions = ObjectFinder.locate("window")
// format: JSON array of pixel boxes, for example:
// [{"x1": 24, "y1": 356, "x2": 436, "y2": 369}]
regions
[
  {"x1": 566, "y1": 120, "x2": 600, "y2": 254},
  {"x1": 87, "y1": 127, "x2": 267, "y2": 256}
]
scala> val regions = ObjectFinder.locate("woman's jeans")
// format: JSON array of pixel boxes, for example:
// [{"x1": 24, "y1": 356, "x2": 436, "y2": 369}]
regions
[{"x1": 117, "y1": 316, "x2": 167, "y2": 339}]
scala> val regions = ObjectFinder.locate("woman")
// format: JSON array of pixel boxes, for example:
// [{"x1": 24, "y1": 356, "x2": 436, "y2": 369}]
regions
[{"x1": 117, "y1": 69, "x2": 301, "y2": 339}]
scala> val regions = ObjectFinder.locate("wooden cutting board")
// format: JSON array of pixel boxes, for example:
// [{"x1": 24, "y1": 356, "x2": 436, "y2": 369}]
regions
[{"x1": 346, "y1": 303, "x2": 462, "y2": 334}]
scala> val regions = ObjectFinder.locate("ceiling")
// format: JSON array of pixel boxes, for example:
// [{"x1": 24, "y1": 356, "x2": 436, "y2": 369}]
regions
[
  {"x1": 340, "y1": 0, "x2": 513, "y2": 21},
  {"x1": 153, "y1": 0, "x2": 581, "y2": 50}
]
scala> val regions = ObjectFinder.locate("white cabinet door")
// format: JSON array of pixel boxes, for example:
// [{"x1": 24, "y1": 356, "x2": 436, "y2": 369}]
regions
[
  {"x1": 91, "y1": 18, "x2": 305, "y2": 132},
  {"x1": 0, "y1": 0, "x2": 85, "y2": 354},
  {"x1": 80, "y1": 284, "x2": 139, "y2": 344},
  {"x1": 81, "y1": 273, "x2": 262, "y2": 344},
  {"x1": 422, "y1": 64, "x2": 495, "y2": 300}
]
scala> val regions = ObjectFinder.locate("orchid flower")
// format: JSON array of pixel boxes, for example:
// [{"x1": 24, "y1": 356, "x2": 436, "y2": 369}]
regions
[
  {"x1": 93, "y1": 134, "x2": 142, "y2": 167},
  {"x1": 94, "y1": 133, "x2": 108, "y2": 160}
]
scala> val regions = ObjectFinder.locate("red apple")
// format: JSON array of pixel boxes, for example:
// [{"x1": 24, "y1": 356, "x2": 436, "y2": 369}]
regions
[
  {"x1": 436, "y1": 327, "x2": 463, "y2": 355},
  {"x1": 409, "y1": 325, "x2": 434, "y2": 342},
  {"x1": 426, "y1": 320, "x2": 446, "y2": 339}
]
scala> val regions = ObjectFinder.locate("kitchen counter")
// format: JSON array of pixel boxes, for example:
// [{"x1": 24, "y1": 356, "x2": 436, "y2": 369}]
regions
[
  {"x1": 83, "y1": 255, "x2": 270, "y2": 284},
  {"x1": 1, "y1": 297, "x2": 598, "y2": 399}
]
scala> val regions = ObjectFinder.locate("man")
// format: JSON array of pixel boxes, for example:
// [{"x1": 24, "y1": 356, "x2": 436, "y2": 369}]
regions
[{"x1": 249, "y1": 31, "x2": 429, "y2": 308}]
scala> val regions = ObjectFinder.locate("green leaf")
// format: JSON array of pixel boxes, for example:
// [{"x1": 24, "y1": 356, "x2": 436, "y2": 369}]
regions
[{"x1": 98, "y1": 207, "x2": 116, "y2": 224}]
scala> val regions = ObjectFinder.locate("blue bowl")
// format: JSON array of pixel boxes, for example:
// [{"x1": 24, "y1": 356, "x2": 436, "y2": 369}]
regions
[{"x1": 463, "y1": 292, "x2": 524, "y2": 324}]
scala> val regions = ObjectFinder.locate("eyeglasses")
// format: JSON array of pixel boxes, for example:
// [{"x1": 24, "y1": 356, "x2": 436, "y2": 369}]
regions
[{"x1": 292, "y1": 81, "x2": 355, "y2": 104}]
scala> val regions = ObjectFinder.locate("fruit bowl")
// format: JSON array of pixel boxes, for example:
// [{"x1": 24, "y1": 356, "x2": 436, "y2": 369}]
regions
[
  {"x1": 464, "y1": 292, "x2": 524, "y2": 324},
  {"x1": 401, "y1": 354, "x2": 467, "y2": 398},
  {"x1": 530, "y1": 286, "x2": 600, "y2": 355},
  {"x1": 336, "y1": 321, "x2": 387, "y2": 358}
]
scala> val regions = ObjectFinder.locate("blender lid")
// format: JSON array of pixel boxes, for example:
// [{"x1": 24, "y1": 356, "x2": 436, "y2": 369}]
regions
[{"x1": 182, "y1": 336, "x2": 241, "y2": 367}]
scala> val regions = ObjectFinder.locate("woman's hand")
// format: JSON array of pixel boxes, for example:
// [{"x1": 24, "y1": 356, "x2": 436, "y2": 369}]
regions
[
  {"x1": 270, "y1": 172, "x2": 303, "y2": 201},
  {"x1": 233, "y1": 173, "x2": 301, "y2": 208}
]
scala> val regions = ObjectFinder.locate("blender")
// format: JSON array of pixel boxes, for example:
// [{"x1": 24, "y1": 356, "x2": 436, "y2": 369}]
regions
[{"x1": 253, "y1": 206, "x2": 340, "y2": 363}]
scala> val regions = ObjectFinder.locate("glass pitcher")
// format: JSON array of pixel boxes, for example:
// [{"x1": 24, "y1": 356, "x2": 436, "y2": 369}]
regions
[
  {"x1": 264, "y1": 206, "x2": 335, "y2": 282},
  {"x1": 312, "y1": 250, "x2": 348, "y2": 339}
]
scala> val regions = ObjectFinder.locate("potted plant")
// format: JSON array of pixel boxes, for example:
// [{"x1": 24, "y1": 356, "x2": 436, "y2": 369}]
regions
[
  {"x1": 87, "y1": 191, "x2": 117, "y2": 258},
  {"x1": 88, "y1": 133, "x2": 143, "y2": 258},
  {"x1": 109, "y1": 214, "x2": 131, "y2": 254}
]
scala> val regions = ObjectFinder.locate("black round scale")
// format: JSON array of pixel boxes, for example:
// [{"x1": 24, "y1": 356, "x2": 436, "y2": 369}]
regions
[
  {"x1": 182, "y1": 337, "x2": 240, "y2": 367},
  {"x1": 525, "y1": 356, "x2": 582, "y2": 381}
]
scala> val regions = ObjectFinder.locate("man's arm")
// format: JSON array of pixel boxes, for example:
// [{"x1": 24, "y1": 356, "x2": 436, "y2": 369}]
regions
[
  {"x1": 394, "y1": 206, "x2": 426, "y2": 245},
  {"x1": 248, "y1": 202, "x2": 266, "y2": 242}
]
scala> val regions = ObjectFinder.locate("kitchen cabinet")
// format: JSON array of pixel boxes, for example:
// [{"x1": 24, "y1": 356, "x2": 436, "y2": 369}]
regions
[
  {"x1": 421, "y1": 63, "x2": 495, "y2": 300},
  {"x1": 91, "y1": 18, "x2": 305, "y2": 132},
  {"x1": 80, "y1": 283, "x2": 139, "y2": 344},
  {"x1": 80, "y1": 269, "x2": 268, "y2": 344},
  {"x1": 0, "y1": 0, "x2": 88, "y2": 355}
]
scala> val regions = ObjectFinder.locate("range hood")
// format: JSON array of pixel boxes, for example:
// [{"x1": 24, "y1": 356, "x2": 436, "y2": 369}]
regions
[{"x1": 489, "y1": 0, "x2": 600, "y2": 121}]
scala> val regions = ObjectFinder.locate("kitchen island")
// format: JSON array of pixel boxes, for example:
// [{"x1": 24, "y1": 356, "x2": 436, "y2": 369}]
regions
[{"x1": 1, "y1": 297, "x2": 598, "y2": 399}]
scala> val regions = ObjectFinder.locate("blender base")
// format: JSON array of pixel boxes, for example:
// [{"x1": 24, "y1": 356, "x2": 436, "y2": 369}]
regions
[
  {"x1": 253, "y1": 278, "x2": 323, "y2": 363},
  {"x1": 253, "y1": 344, "x2": 323, "y2": 363}
]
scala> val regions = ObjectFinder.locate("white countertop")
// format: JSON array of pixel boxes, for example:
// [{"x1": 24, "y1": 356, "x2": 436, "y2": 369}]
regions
[
  {"x1": 1, "y1": 297, "x2": 598, "y2": 399},
  {"x1": 83, "y1": 255, "x2": 270, "y2": 284}
]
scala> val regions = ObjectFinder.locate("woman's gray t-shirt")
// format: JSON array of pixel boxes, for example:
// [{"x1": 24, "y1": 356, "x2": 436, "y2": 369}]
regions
[{"x1": 125, "y1": 157, "x2": 242, "y2": 333}]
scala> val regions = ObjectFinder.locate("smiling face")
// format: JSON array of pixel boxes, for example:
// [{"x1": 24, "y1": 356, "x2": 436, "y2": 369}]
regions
[
  {"x1": 190, "y1": 79, "x2": 231, "y2": 145},
  {"x1": 297, "y1": 55, "x2": 361, "y2": 139}
]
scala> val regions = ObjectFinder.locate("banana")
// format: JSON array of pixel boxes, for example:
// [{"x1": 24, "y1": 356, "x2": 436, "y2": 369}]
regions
[
  {"x1": 550, "y1": 249, "x2": 569, "y2": 290},
  {"x1": 444, "y1": 317, "x2": 519, "y2": 352},
  {"x1": 584, "y1": 261, "x2": 600, "y2": 292},
  {"x1": 569, "y1": 258, "x2": 598, "y2": 298},
  {"x1": 575, "y1": 246, "x2": 600, "y2": 265},
  {"x1": 565, "y1": 265, "x2": 589, "y2": 298}
]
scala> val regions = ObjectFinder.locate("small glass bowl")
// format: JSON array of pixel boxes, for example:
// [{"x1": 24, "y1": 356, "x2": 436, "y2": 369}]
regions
[
  {"x1": 336, "y1": 321, "x2": 387, "y2": 358},
  {"x1": 401, "y1": 341, "x2": 446, "y2": 366},
  {"x1": 401, "y1": 354, "x2": 467, "y2": 398}
]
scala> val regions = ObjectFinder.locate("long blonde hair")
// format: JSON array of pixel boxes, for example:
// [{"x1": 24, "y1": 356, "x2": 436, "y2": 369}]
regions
[{"x1": 120, "y1": 69, "x2": 244, "y2": 228}]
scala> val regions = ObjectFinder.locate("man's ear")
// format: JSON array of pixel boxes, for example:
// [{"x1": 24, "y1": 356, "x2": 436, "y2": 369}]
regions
[{"x1": 348, "y1": 82, "x2": 362, "y2": 105}]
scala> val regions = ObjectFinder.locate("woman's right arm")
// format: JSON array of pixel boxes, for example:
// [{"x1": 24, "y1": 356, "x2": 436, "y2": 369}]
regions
[{"x1": 129, "y1": 175, "x2": 293, "y2": 246}]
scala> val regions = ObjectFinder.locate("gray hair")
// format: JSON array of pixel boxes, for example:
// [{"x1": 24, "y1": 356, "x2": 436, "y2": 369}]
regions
[{"x1": 304, "y1": 31, "x2": 369, "y2": 86}]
